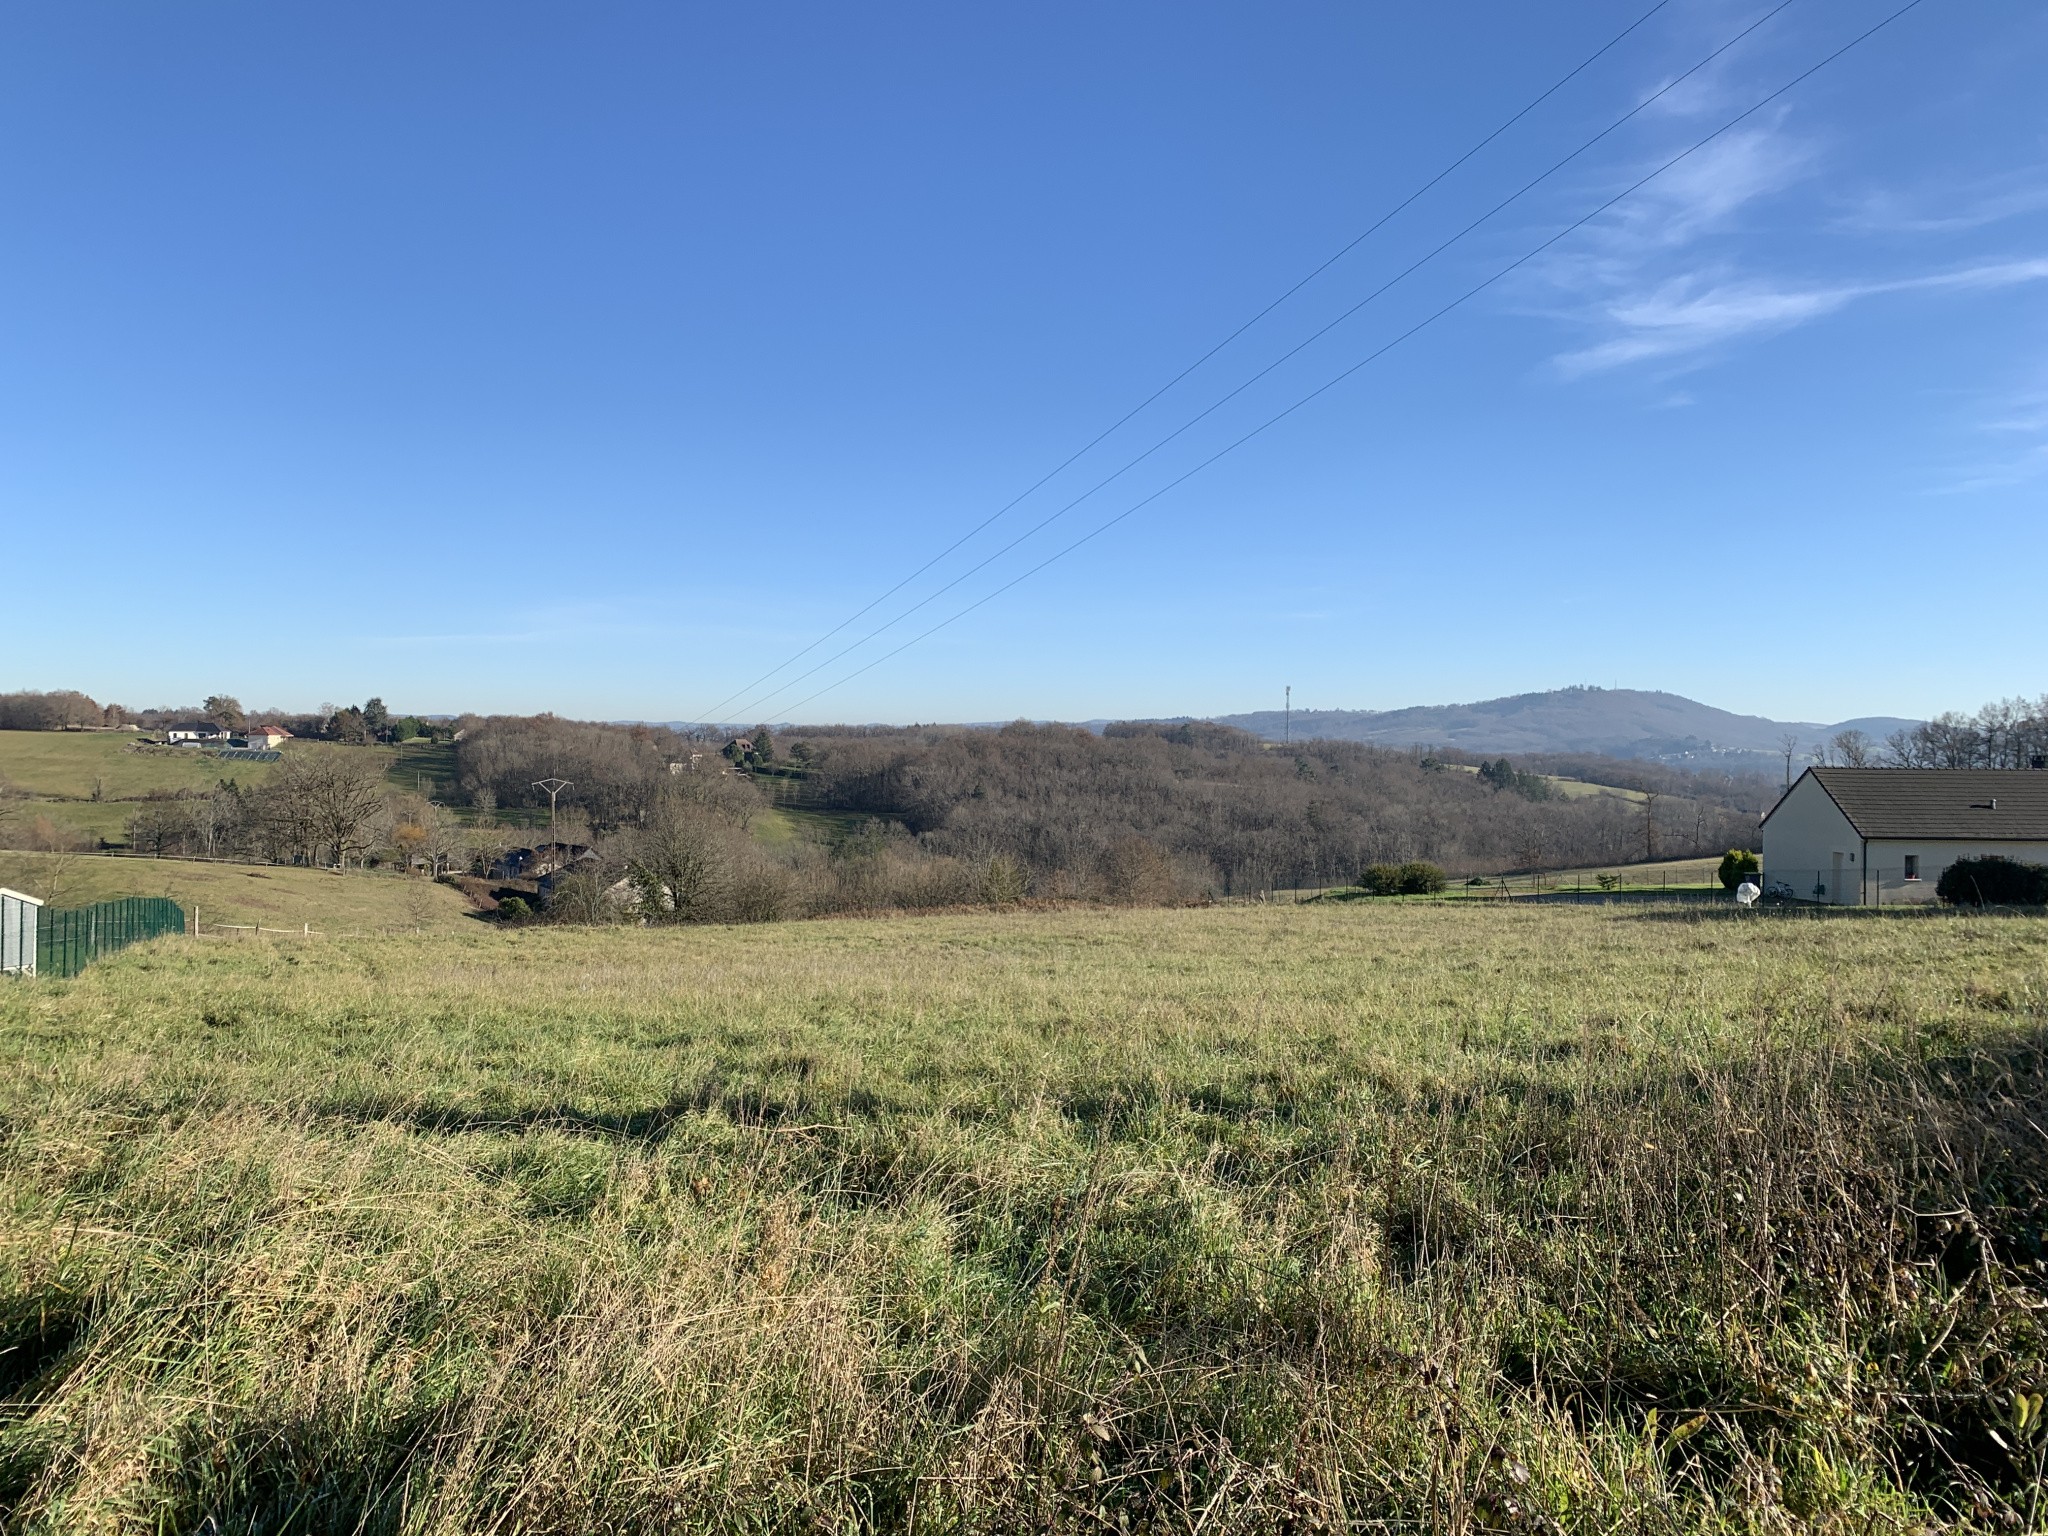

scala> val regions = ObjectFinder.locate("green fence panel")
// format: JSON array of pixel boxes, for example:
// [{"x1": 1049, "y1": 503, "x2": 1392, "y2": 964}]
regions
[{"x1": 35, "y1": 896, "x2": 185, "y2": 978}]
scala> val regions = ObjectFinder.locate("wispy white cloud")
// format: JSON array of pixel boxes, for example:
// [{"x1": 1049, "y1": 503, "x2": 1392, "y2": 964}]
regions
[
  {"x1": 1522, "y1": 122, "x2": 1817, "y2": 343},
  {"x1": 1523, "y1": 50, "x2": 2048, "y2": 380},
  {"x1": 1981, "y1": 391, "x2": 2048, "y2": 436},
  {"x1": 1557, "y1": 259, "x2": 2048, "y2": 375},
  {"x1": 1930, "y1": 380, "x2": 2048, "y2": 494},
  {"x1": 1929, "y1": 442, "x2": 2048, "y2": 496},
  {"x1": 1837, "y1": 172, "x2": 2048, "y2": 235}
]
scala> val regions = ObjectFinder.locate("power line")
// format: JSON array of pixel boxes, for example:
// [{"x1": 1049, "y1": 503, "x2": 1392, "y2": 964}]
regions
[
  {"x1": 768, "y1": 0, "x2": 1930, "y2": 721},
  {"x1": 715, "y1": 0, "x2": 1800, "y2": 726},
  {"x1": 689, "y1": 0, "x2": 1682, "y2": 728}
]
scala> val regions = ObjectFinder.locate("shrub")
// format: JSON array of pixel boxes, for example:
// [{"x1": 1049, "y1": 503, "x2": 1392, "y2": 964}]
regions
[
  {"x1": 496, "y1": 896, "x2": 532, "y2": 923},
  {"x1": 1936, "y1": 856, "x2": 2048, "y2": 907},
  {"x1": 1718, "y1": 849, "x2": 1761, "y2": 890},
  {"x1": 1360, "y1": 863, "x2": 1403, "y2": 895},
  {"x1": 980, "y1": 854, "x2": 1027, "y2": 906},
  {"x1": 542, "y1": 870, "x2": 625, "y2": 925},
  {"x1": 1396, "y1": 860, "x2": 1448, "y2": 895},
  {"x1": 1360, "y1": 861, "x2": 1448, "y2": 896}
]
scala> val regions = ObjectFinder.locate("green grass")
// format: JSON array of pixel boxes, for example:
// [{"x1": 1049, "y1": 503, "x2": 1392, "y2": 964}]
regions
[
  {"x1": 1, "y1": 902, "x2": 2043, "y2": 1531},
  {"x1": 748, "y1": 805, "x2": 805, "y2": 848},
  {"x1": 0, "y1": 730, "x2": 272, "y2": 801},
  {"x1": 0, "y1": 732, "x2": 431, "y2": 852},
  {"x1": 0, "y1": 849, "x2": 475, "y2": 933},
  {"x1": 1441, "y1": 761, "x2": 1648, "y2": 802},
  {"x1": 383, "y1": 737, "x2": 459, "y2": 797}
]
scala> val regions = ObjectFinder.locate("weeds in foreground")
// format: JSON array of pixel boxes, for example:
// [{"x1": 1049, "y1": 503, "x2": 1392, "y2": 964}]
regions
[{"x1": 0, "y1": 903, "x2": 2043, "y2": 1532}]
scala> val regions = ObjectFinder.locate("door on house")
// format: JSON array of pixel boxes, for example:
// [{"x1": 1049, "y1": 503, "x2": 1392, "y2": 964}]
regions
[{"x1": 1831, "y1": 850, "x2": 1845, "y2": 905}]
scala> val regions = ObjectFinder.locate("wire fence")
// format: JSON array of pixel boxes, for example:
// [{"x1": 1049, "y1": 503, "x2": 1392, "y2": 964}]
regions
[
  {"x1": 1759, "y1": 868, "x2": 1949, "y2": 907},
  {"x1": 36, "y1": 896, "x2": 187, "y2": 978}
]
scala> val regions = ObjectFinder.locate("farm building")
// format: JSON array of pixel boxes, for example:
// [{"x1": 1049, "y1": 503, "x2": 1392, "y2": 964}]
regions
[
  {"x1": 490, "y1": 843, "x2": 595, "y2": 881},
  {"x1": 1760, "y1": 767, "x2": 2048, "y2": 904},
  {"x1": 243, "y1": 725, "x2": 291, "y2": 747}
]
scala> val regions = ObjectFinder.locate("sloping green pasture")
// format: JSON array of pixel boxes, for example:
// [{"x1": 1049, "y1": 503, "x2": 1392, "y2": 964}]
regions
[
  {"x1": 0, "y1": 732, "x2": 412, "y2": 851},
  {"x1": 0, "y1": 850, "x2": 474, "y2": 934}
]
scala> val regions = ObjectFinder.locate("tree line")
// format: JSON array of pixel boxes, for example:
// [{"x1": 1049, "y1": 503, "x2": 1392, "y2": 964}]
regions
[
  {"x1": 762, "y1": 720, "x2": 1760, "y2": 900},
  {"x1": 1821, "y1": 694, "x2": 2048, "y2": 771},
  {"x1": 7, "y1": 691, "x2": 1791, "y2": 915}
]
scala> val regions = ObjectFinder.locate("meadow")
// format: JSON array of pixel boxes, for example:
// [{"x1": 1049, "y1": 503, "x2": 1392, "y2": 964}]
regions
[
  {"x1": 0, "y1": 849, "x2": 475, "y2": 935},
  {"x1": 0, "y1": 732, "x2": 454, "y2": 851},
  {"x1": 1, "y1": 902, "x2": 2044, "y2": 1533}
]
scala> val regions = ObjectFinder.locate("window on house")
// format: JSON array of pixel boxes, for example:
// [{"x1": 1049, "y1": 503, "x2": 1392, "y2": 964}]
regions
[{"x1": 1904, "y1": 855, "x2": 1919, "y2": 882}]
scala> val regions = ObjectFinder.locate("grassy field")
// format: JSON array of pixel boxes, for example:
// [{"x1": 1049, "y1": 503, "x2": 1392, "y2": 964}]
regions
[
  {"x1": 1, "y1": 901, "x2": 2043, "y2": 1532},
  {"x1": 0, "y1": 732, "x2": 442, "y2": 852},
  {"x1": 1441, "y1": 762, "x2": 1648, "y2": 804},
  {"x1": 1286, "y1": 857, "x2": 1725, "y2": 903},
  {"x1": 0, "y1": 850, "x2": 475, "y2": 933},
  {"x1": 1469, "y1": 855, "x2": 1724, "y2": 892},
  {"x1": 0, "y1": 731, "x2": 273, "y2": 801}
]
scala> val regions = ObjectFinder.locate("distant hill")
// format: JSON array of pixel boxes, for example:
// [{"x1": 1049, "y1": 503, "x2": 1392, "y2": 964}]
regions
[{"x1": 1210, "y1": 688, "x2": 1919, "y2": 770}]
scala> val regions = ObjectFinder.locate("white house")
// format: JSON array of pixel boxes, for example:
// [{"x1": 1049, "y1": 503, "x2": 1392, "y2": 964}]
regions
[
  {"x1": 164, "y1": 721, "x2": 227, "y2": 744},
  {"x1": 1760, "y1": 768, "x2": 2048, "y2": 904}
]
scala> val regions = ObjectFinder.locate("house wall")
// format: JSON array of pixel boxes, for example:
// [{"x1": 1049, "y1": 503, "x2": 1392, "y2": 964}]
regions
[
  {"x1": 1761, "y1": 775, "x2": 1865, "y2": 904},
  {"x1": 1864, "y1": 839, "x2": 2048, "y2": 903}
]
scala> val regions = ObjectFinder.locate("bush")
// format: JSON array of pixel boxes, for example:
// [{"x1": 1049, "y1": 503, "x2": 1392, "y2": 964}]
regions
[
  {"x1": 542, "y1": 870, "x2": 625, "y2": 925},
  {"x1": 496, "y1": 896, "x2": 532, "y2": 923},
  {"x1": 1718, "y1": 849, "x2": 1761, "y2": 890},
  {"x1": 980, "y1": 854, "x2": 1027, "y2": 906},
  {"x1": 1936, "y1": 856, "x2": 2048, "y2": 907},
  {"x1": 1360, "y1": 861, "x2": 1448, "y2": 896},
  {"x1": 1360, "y1": 863, "x2": 1403, "y2": 895},
  {"x1": 1397, "y1": 860, "x2": 1448, "y2": 895}
]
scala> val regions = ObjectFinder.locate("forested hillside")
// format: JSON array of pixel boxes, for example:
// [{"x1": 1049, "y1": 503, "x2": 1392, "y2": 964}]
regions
[
  {"x1": 775, "y1": 720, "x2": 1761, "y2": 895},
  {"x1": 1214, "y1": 685, "x2": 1920, "y2": 767}
]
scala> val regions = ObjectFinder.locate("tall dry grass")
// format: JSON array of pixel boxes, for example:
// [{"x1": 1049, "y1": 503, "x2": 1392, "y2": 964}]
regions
[{"x1": 1, "y1": 902, "x2": 2043, "y2": 1532}]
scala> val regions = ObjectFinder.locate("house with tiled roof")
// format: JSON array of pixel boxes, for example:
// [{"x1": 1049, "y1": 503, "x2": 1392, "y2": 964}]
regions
[{"x1": 1760, "y1": 768, "x2": 2048, "y2": 903}]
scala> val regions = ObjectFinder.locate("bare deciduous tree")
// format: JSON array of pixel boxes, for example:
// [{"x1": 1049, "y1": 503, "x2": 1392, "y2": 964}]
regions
[
  {"x1": 256, "y1": 753, "x2": 389, "y2": 869},
  {"x1": 1829, "y1": 729, "x2": 1872, "y2": 769},
  {"x1": 628, "y1": 797, "x2": 724, "y2": 921}
]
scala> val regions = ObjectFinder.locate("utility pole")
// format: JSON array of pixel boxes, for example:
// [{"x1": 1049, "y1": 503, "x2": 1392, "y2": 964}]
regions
[
  {"x1": 531, "y1": 778, "x2": 572, "y2": 834},
  {"x1": 1285, "y1": 685, "x2": 1291, "y2": 746}
]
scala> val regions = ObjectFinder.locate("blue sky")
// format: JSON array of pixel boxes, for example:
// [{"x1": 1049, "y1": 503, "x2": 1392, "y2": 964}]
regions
[{"x1": 2, "y1": 1, "x2": 2043, "y2": 726}]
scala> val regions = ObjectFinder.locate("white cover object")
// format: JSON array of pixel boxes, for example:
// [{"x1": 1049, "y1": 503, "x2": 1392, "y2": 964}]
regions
[{"x1": 1, "y1": 887, "x2": 42, "y2": 975}]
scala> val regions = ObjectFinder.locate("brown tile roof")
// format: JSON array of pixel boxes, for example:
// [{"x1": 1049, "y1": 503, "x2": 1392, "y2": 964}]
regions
[{"x1": 1781, "y1": 768, "x2": 2048, "y2": 840}]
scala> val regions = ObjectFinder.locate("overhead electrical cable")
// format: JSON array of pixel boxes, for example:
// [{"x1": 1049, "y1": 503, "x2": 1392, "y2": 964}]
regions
[
  {"x1": 689, "y1": 0, "x2": 1683, "y2": 727},
  {"x1": 764, "y1": 0, "x2": 1931, "y2": 721},
  {"x1": 712, "y1": 0, "x2": 1801, "y2": 726}
]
